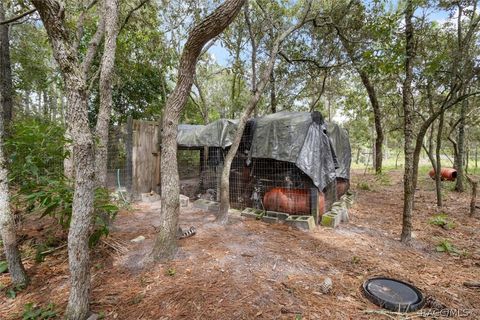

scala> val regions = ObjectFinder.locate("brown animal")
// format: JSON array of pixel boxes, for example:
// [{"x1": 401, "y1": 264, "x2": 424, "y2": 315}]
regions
[
  {"x1": 428, "y1": 168, "x2": 457, "y2": 181},
  {"x1": 263, "y1": 187, "x2": 325, "y2": 215}
]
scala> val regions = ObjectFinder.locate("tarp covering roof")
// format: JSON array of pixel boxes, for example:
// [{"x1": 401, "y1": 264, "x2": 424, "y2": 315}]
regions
[
  {"x1": 249, "y1": 112, "x2": 337, "y2": 190},
  {"x1": 176, "y1": 111, "x2": 351, "y2": 190},
  {"x1": 327, "y1": 122, "x2": 351, "y2": 180},
  {"x1": 177, "y1": 119, "x2": 238, "y2": 148}
]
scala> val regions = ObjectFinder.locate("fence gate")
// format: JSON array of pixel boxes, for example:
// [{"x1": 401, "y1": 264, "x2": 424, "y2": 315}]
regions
[{"x1": 131, "y1": 119, "x2": 161, "y2": 198}]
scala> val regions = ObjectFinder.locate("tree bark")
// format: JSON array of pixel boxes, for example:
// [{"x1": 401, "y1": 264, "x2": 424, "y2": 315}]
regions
[
  {"x1": 0, "y1": 75, "x2": 28, "y2": 288},
  {"x1": 455, "y1": 98, "x2": 466, "y2": 192},
  {"x1": 270, "y1": 64, "x2": 276, "y2": 113},
  {"x1": 64, "y1": 81, "x2": 95, "y2": 320},
  {"x1": 95, "y1": 0, "x2": 119, "y2": 188},
  {"x1": 244, "y1": 1, "x2": 257, "y2": 116},
  {"x1": 31, "y1": 1, "x2": 96, "y2": 318},
  {"x1": 359, "y1": 72, "x2": 383, "y2": 174},
  {"x1": 0, "y1": 2, "x2": 13, "y2": 127},
  {"x1": 152, "y1": 0, "x2": 246, "y2": 261},
  {"x1": 217, "y1": 17, "x2": 310, "y2": 223},
  {"x1": 401, "y1": 0, "x2": 415, "y2": 243},
  {"x1": 435, "y1": 111, "x2": 444, "y2": 207},
  {"x1": 339, "y1": 36, "x2": 383, "y2": 174}
]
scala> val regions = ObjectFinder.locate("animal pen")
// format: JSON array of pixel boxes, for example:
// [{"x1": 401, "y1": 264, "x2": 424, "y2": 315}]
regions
[{"x1": 107, "y1": 111, "x2": 351, "y2": 225}]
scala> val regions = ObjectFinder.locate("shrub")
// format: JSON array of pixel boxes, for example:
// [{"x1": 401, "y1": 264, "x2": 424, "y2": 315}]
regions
[
  {"x1": 6, "y1": 116, "x2": 117, "y2": 246},
  {"x1": 25, "y1": 182, "x2": 117, "y2": 247},
  {"x1": 374, "y1": 172, "x2": 392, "y2": 186},
  {"x1": 22, "y1": 302, "x2": 57, "y2": 320},
  {"x1": 435, "y1": 239, "x2": 461, "y2": 255},
  {"x1": 357, "y1": 181, "x2": 372, "y2": 191},
  {"x1": 429, "y1": 214, "x2": 455, "y2": 230},
  {"x1": 5, "y1": 116, "x2": 67, "y2": 192}
]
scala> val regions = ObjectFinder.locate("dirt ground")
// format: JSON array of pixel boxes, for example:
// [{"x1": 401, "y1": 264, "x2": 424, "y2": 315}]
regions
[{"x1": 1, "y1": 169, "x2": 479, "y2": 319}]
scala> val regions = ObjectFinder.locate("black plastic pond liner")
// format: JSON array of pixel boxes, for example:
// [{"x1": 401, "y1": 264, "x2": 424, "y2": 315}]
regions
[{"x1": 362, "y1": 277, "x2": 425, "y2": 312}]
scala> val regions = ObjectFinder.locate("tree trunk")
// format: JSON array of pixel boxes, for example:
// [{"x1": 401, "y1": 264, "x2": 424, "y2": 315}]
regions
[
  {"x1": 152, "y1": 0, "x2": 247, "y2": 261},
  {"x1": 0, "y1": 87, "x2": 28, "y2": 288},
  {"x1": 64, "y1": 83, "x2": 95, "y2": 320},
  {"x1": 401, "y1": 0, "x2": 415, "y2": 243},
  {"x1": 467, "y1": 176, "x2": 477, "y2": 217},
  {"x1": 244, "y1": 2, "x2": 257, "y2": 115},
  {"x1": 270, "y1": 64, "x2": 276, "y2": 113},
  {"x1": 95, "y1": 0, "x2": 119, "y2": 188},
  {"x1": 359, "y1": 72, "x2": 383, "y2": 174},
  {"x1": 435, "y1": 111, "x2": 445, "y2": 207},
  {"x1": 0, "y1": 2, "x2": 13, "y2": 127},
  {"x1": 455, "y1": 98, "x2": 466, "y2": 192},
  {"x1": 31, "y1": 1, "x2": 97, "y2": 318},
  {"x1": 339, "y1": 37, "x2": 384, "y2": 174},
  {"x1": 217, "y1": 21, "x2": 306, "y2": 223},
  {"x1": 64, "y1": 129, "x2": 75, "y2": 179}
]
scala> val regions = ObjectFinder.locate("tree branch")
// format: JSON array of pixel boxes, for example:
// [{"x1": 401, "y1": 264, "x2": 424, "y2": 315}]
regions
[
  {"x1": 119, "y1": 0, "x2": 151, "y2": 32},
  {"x1": 0, "y1": 8, "x2": 37, "y2": 25},
  {"x1": 73, "y1": 0, "x2": 99, "y2": 54},
  {"x1": 278, "y1": 51, "x2": 348, "y2": 70}
]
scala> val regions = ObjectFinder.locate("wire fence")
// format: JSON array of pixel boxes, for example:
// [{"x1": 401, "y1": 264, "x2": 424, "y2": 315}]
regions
[{"x1": 106, "y1": 119, "x2": 343, "y2": 221}]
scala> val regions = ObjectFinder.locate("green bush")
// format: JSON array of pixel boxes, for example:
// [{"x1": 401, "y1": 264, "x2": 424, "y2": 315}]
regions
[
  {"x1": 357, "y1": 181, "x2": 372, "y2": 191},
  {"x1": 374, "y1": 172, "x2": 392, "y2": 186},
  {"x1": 435, "y1": 239, "x2": 462, "y2": 255},
  {"x1": 6, "y1": 116, "x2": 118, "y2": 246},
  {"x1": 5, "y1": 117, "x2": 67, "y2": 192},
  {"x1": 22, "y1": 302, "x2": 57, "y2": 320},
  {"x1": 429, "y1": 214, "x2": 455, "y2": 230},
  {"x1": 25, "y1": 182, "x2": 117, "y2": 247}
]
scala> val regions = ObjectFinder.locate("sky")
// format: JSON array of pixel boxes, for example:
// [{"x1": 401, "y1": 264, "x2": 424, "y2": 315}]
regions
[{"x1": 206, "y1": 1, "x2": 454, "y2": 67}]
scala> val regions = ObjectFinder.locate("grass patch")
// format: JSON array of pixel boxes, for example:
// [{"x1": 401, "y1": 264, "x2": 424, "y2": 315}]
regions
[
  {"x1": 22, "y1": 302, "x2": 57, "y2": 320},
  {"x1": 435, "y1": 239, "x2": 463, "y2": 255},
  {"x1": 429, "y1": 214, "x2": 455, "y2": 230},
  {"x1": 357, "y1": 181, "x2": 372, "y2": 191},
  {"x1": 374, "y1": 172, "x2": 392, "y2": 186}
]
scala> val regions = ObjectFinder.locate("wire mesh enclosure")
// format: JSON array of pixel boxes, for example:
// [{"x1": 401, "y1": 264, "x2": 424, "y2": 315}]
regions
[
  {"x1": 106, "y1": 123, "x2": 130, "y2": 192},
  {"x1": 107, "y1": 112, "x2": 351, "y2": 223}
]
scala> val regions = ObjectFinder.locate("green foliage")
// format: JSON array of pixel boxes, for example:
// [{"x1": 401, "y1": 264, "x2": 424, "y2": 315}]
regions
[
  {"x1": 22, "y1": 303, "x2": 57, "y2": 320},
  {"x1": 435, "y1": 239, "x2": 461, "y2": 255},
  {"x1": 89, "y1": 188, "x2": 119, "y2": 247},
  {"x1": 429, "y1": 214, "x2": 455, "y2": 230},
  {"x1": 166, "y1": 268, "x2": 176, "y2": 277},
  {"x1": 5, "y1": 117, "x2": 67, "y2": 192},
  {"x1": 374, "y1": 172, "x2": 392, "y2": 186},
  {"x1": 0, "y1": 260, "x2": 8, "y2": 273},
  {"x1": 25, "y1": 179, "x2": 73, "y2": 228},
  {"x1": 4, "y1": 283, "x2": 26, "y2": 299},
  {"x1": 6, "y1": 116, "x2": 118, "y2": 246},
  {"x1": 357, "y1": 181, "x2": 372, "y2": 191},
  {"x1": 26, "y1": 183, "x2": 118, "y2": 247}
]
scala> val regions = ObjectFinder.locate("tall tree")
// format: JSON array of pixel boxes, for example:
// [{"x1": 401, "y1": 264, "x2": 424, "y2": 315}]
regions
[
  {"x1": 95, "y1": 0, "x2": 120, "y2": 187},
  {"x1": 0, "y1": 0, "x2": 31, "y2": 289},
  {"x1": 0, "y1": 103, "x2": 29, "y2": 287},
  {"x1": 152, "y1": 0, "x2": 246, "y2": 261},
  {"x1": 0, "y1": 2, "x2": 28, "y2": 286},
  {"x1": 31, "y1": 0, "x2": 123, "y2": 317},
  {"x1": 0, "y1": 2, "x2": 13, "y2": 126},
  {"x1": 400, "y1": 0, "x2": 415, "y2": 243}
]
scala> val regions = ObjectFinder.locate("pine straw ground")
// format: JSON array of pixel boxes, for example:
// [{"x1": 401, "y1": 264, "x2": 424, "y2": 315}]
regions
[{"x1": 1, "y1": 169, "x2": 479, "y2": 319}]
